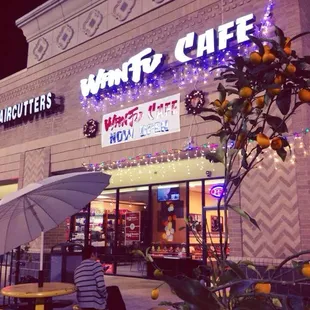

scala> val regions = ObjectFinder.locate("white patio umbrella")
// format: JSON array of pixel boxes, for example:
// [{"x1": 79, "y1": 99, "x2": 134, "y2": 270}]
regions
[{"x1": 0, "y1": 171, "x2": 111, "y2": 286}]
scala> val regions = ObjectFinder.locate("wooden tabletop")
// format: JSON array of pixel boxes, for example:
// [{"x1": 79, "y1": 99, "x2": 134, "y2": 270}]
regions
[{"x1": 1, "y1": 282, "x2": 76, "y2": 299}]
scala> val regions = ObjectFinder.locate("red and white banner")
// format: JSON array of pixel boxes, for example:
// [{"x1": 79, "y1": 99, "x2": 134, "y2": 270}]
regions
[
  {"x1": 125, "y1": 211, "x2": 141, "y2": 244},
  {"x1": 101, "y1": 94, "x2": 180, "y2": 147}
]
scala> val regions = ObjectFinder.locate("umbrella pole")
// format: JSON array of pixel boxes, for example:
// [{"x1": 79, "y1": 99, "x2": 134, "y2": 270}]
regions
[{"x1": 38, "y1": 231, "x2": 44, "y2": 287}]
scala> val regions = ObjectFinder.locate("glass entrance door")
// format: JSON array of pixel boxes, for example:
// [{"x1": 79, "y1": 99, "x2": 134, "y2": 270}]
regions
[{"x1": 116, "y1": 186, "x2": 150, "y2": 277}]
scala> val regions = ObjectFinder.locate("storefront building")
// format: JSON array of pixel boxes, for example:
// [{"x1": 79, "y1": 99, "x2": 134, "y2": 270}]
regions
[{"x1": 0, "y1": 0, "x2": 309, "y2": 280}]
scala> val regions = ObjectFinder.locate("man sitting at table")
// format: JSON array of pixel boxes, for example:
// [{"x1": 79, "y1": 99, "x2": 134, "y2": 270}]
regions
[{"x1": 74, "y1": 246, "x2": 108, "y2": 310}]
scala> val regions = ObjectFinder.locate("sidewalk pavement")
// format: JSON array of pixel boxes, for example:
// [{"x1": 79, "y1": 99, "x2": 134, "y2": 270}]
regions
[{"x1": 57, "y1": 275, "x2": 181, "y2": 310}]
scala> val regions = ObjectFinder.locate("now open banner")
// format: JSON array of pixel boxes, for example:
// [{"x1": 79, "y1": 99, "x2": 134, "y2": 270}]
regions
[{"x1": 101, "y1": 94, "x2": 181, "y2": 147}]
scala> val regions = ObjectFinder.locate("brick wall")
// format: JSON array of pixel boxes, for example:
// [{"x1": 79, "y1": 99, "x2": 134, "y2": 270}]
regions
[{"x1": 0, "y1": 0, "x2": 308, "y2": 262}]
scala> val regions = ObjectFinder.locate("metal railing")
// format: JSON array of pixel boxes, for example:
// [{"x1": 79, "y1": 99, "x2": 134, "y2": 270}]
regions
[{"x1": 0, "y1": 248, "x2": 20, "y2": 307}]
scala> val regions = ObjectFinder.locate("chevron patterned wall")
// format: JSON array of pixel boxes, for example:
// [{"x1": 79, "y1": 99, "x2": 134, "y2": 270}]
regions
[
  {"x1": 18, "y1": 148, "x2": 66, "y2": 251},
  {"x1": 239, "y1": 117, "x2": 301, "y2": 259},
  {"x1": 23, "y1": 149, "x2": 47, "y2": 186}
]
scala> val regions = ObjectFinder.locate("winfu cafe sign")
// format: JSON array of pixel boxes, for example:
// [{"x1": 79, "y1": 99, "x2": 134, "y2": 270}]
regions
[
  {"x1": 81, "y1": 13, "x2": 255, "y2": 96},
  {"x1": 0, "y1": 92, "x2": 57, "y2": 127},
  {"x1": 101, "y1": 94, "x2": 180, "y2": 147}
]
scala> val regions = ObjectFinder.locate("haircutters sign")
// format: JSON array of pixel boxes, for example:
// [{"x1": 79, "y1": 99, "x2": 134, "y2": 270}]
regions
[
  {"x1": 80, "y1": 13, "x2": 255, "y2": 97},
  {"x1": 101, "y1": 93, "x2": 180, "y2": 147},
  {"x1": 0, "y1": 92, "x2": 55, "y2": 127}
]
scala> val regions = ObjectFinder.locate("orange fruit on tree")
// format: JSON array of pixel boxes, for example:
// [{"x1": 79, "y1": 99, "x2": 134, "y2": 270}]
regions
[
  {"x1": 301, "y1": 263, "x2": 310, "y2": 277},
  {"x1": 224, "y1": 110, "x2": 232, "y2": 123},
  {"x1": 234, "y1": 140, "x2": 244, "y2": 149},
  {"x1": 242, "y1": 100, "x2": 252, "y2": 114},
  {"x1": 263, "y1": 45, "x2": 271, "y2": 53},
  {"x1": 268, "y1": 88, "x2": 281, "y2": 96},
  {"x1": 284, "y1": 47, "x2": 292, "y2": 56},
  {"x1": 217, "y1": 107, "x2": 225, "y2": 116},
  {"x1": 285, "y1": 63, "x2": 296, "y2": 75},
  {"x1": 255, "y1": 96, "x2": 265, "y2": 109},
  {"x1": 239, "y1": 86, "x2": 253, "y2": 98},
  {"x1": 274, "y1": 74, "x2": 285, "y2": 85},
  {"x1": 250, "y1": 52, "x2": 262, "y2": 65},
  {"x1": 213, "y1": 99, "x2": 222, "y2": 107},
  {"x1": 298, "y1": 89, "x2": 310, "y2": 102},
  {"x1": 271, "y1": 137, "x2": 283, "y2": 150},
  {"x1": 262, "y1": 52, "x2": 276, "y2": 64},
  {"x1": 153, "y1": 269, "x2": 163, "y2": 279},
  {"x1": 254, "y1": 283, "x2": 271, "y2": 294},
  {"x1": 151, "y1": 288, "x2": 159, "y2": 300},
  {"x1": 221, "y1": 100, "x2": 229, "y2": 109},
  {"x1": 285, "y1": 37, "x2": 291, "y2": 48},
  {"x1": 257, "y1": 133, "x2": 270, "y2": 149},
  {"x1": 238, "y1": 131, "x2": 247, "y2": 141}
]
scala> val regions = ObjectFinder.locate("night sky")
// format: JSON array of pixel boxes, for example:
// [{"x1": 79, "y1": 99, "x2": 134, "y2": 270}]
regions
[{"x1": 0, "y1": 0, "x2": 46, "y2": 80}]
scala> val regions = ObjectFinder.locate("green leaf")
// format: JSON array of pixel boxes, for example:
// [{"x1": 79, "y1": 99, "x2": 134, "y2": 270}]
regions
[
  {"x1": 231, "y1": 98, "x2": 245, "y2": 117},
  {"x1": 228, "y1": 205, "x2": 260, "y2": 229},
  {"x1": 276, "y1": 148, "x2": 287, "y2": 162},
  {"x1": 275, "y1": 26, "x2": 286, "y2": 47},
  {"x1": 248, "y1": 35, "x2": 264, "y2": 55},
  {"x1": 241, "y1": 151, "x2": 248, "y2": 169},
  {"x1": 265, "y1": 91, "x2": 274, "y2": 106},
  {"x1": 229, "y1": 280, "x2": 254, "y2": 298},
  {"x1": 225, "y1": 260, "x2": 246, "y2": 279},
  {"x1": 220, "y1": 131, "x2": 229, "y2": 143},
  {"x1": 266, "y1": 83, "x2": 282, "y2": 89},
  {"x1": 281, "y1": 137, "x2": 290, "y2": 148},
  {"x1": 217, "y1": 83, "x2": 226, "y2": 102},
  {"x1": 232, "y1": 176, "x2": 241, "y2": 186},
  {"x1": 266, "y1": 115, "x2": 288, "y2": 133},
  {"x1": 225, "y1": 87, "x2": 239, "y2": 95},
  {"x1": 163, "y1": 275, "x2": 219, "y2": 310},
  {"x1": 292, "y1": 260, "x2": 303, "y2": 269},
  {"x1": 272, "y1": 298, "x2": 282, "y2": 308},
  {"x1": 265, "y1": 265, "x2": 277, "y2": 272},
  {"x1": 276, "y1": 88, "x2": 291, "y2": 115},
  {"x1": 200, "y1": 115, "x2": 222, "y2": 123},
  {"x1": 247, "y1": 264, "x2": 262, "y2": 278},
  {"x1": 238, "y1": 259, "x2": 254, "y2": 266},
  {"x1": 217, "y1": 269, "x2": 239, "y2": 285},
  {"x1": 234, "y1": 56, "x2": 245, "y2": 70}
]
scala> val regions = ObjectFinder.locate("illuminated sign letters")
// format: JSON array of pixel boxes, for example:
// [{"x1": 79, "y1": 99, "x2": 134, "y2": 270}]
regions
[
  {"x1": 81, "y1": 13, "x2": 255, "y2": 96},
  {"x1": 210, "y1": 185, "x2": 225, "y2": 199},
  {"x1": 0, "y1": 92, "x2": 55, "y2": 126},
  {"x1": 80, "y1": 48, "x2": 164, "y2": 97},
  {"x1": 175, "y1": 13, "x2": 255, "y2": 62}
]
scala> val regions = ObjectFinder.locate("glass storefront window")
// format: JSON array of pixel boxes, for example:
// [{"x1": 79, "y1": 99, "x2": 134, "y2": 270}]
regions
[
  {"x1": 90, "y1": 190, "x2": 117, "y2": 248},
  {"x1": 189, "y1": 181, "x2": 203, "y2": 260},
  {"x1": 70, "y1": 206, "x2": 89, "y2": 246},
  {"x1": 204, "y1": 180, "x2": 229, "y2": 258},
  {"x1": 151, "y1": 183, "x2": 186, "y2": 257},
  {"x1": 116, "y1": 186, "x2": 150, "y2": 277},
  {"x1": 69, "y1": 178, "x2": 228, "y2": 276}
]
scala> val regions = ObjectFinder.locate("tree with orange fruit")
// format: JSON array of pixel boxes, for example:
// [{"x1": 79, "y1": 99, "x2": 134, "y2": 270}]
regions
[{"x1": 135, "y1": 26, "x2": 310, "y2": 310}]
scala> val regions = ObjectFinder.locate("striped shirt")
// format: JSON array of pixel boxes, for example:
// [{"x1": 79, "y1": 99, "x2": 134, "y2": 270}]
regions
[{"x1": 74, "y1": 259, "x2": 108, "y2": 310}]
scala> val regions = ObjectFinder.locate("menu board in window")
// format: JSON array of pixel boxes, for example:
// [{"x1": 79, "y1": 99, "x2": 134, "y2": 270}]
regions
[{"x1": 125, "y1": 211, "x2": 140, "y2": 244}]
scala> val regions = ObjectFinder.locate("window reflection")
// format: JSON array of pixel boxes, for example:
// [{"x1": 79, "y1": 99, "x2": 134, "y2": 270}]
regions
[
  {"x1": 150, "y1": 183, "x2": 186, "y2": 257},
  {"x1": 90, "y1": 190, "x2": 117, "y2": 248}
]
